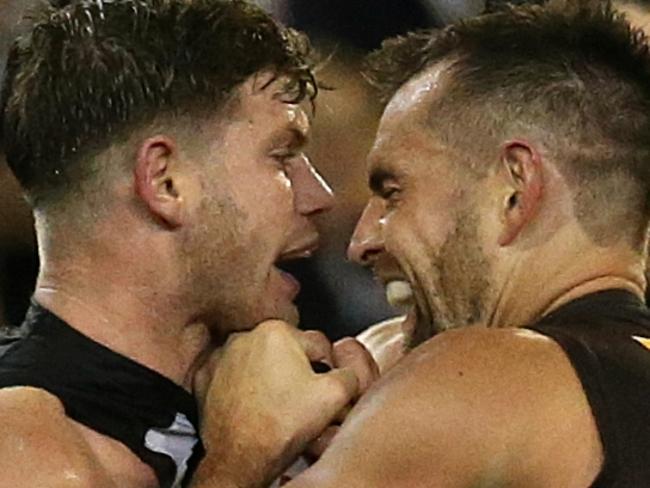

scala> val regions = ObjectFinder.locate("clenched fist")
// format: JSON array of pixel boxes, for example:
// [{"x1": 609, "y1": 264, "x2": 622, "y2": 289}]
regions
[{"x1": 191, "y1": 320, "x2": 362, "y2": 488}]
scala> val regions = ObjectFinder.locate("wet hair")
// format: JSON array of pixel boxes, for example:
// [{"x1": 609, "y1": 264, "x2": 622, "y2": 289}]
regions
[
  {"x1": 1, "y1": 0, "x2": 316, "y2": 207},
  {"x1": 364, "y1": 0, "x2": 650, "y2": 246}
]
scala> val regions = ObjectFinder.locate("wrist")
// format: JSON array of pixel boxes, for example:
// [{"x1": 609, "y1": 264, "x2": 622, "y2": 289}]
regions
[
  {"x1": 191, "y1": 452, "x2": 268, "y2": 488},
  {"x1": 190, "y1": 463, "x2": 245, "y2": 488}
]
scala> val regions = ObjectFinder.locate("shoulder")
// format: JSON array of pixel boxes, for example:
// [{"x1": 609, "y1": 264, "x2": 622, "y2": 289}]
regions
[
  {"x1": 296, "y1": 327, "x2": 602, "y2": 488},
  {"x1": 0, "y1": 386, "x2": 115, "y2": 488}
]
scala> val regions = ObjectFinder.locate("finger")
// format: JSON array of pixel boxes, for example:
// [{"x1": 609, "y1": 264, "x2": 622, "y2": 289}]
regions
[
  {"x1": 333, "y1": 337, "x2": 380, "y2": 396},
  {"x1": 334, "y1": 403, "x2": 352, "y2": 425},
  {"x1": 305, "y1": 425, "x2": 339, "y2": 461},
  {"x1": 295, "y1": 330, "x2": 334, "y2": 366},
  {"x1": 314, "y1": 367, "x2": 359, "y2": 420},
  {"x1": 192, "y1": 348, "x2": 224, "y2": 410}
]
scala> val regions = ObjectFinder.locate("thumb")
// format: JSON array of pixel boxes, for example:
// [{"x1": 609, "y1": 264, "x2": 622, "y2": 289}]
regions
[{"x1": 311, "y1": 367, "x2": 359, "y2": 423}]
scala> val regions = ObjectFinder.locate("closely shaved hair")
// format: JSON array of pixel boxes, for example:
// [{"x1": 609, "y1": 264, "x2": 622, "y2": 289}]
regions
[{"x1": 365, "y1": 0, "x2": 650, "y2": 247}]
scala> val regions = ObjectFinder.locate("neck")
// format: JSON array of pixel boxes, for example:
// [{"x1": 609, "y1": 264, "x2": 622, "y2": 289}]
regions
[
  {"x1": 487, "y1": 231, "x2": 646, "y2": 329},
  {"x1": 35, "y1": 253, "x2": 211, "y2": 392}
]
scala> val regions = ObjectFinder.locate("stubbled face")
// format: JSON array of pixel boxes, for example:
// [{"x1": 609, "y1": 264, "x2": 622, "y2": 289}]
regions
[
  {"x1": 348, "y1": 68, "x2": 491, "y2": 348},
  {"x1": 183, "y1": 73, "x2": 334, "y2": 334}
]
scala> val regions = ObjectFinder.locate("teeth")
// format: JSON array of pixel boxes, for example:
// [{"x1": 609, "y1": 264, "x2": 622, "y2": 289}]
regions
[{"x1": 385, "y1": 280, "x2": 414, "y2": 308}]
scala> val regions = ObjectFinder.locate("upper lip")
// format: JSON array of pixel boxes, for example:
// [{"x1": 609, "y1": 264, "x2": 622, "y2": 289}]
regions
[
  {"x1": 277, "y1": 235, "x2": 320, "y2": 263},
  {"x1": 372, "y1": 253, "x2": 409, "y2": 286}
]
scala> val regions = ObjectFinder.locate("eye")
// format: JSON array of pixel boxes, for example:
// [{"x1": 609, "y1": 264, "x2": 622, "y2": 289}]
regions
[
  {"x1": 270, "y1": 150, "x2": 298, "y2": 174},
  {"x1": 380, "y1": 185, "x2": 401, "y2": 208}
]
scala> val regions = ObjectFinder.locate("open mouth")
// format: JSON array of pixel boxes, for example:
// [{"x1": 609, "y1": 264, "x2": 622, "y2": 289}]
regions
[
  {"x1": 274, "y1": 238, "x2": 320, "y2": 300},
  {"x1": 384, "y1": 278, "x2": 419, "y2": 340},
  {"x1": 385, "y1": 279, "x2": 415, "y2": 309}
]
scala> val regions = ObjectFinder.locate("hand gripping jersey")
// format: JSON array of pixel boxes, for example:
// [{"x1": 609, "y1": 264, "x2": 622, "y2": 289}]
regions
[
  {"x1": 529, "y1": 289, "x2": 650, "y2": 488},
  {"x1": 0, "y1": 303, "x2": 205, "y2": 488}
]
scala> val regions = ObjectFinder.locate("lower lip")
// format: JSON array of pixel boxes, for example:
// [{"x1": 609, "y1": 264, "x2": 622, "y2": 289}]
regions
[
  {"x1": 401, "y1": 307, "x2": 418, "y2": 338},
  {"x1": 277, "y1": 267, "x2": 301, "y2": 299}
]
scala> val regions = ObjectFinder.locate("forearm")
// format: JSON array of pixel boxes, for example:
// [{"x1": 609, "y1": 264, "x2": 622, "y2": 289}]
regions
[
  {"x1": 190, "y1": 455, "x2": 277, "y2": 488},
  {"x1": 190, "y1": 477, "x2": 239, "y2": 488}
]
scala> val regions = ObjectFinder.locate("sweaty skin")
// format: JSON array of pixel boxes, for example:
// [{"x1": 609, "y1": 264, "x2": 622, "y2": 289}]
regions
[
  {"x1": 0, "y1": 73, "x2": 371, "y2": 488},
  {"x1": 284, "y1": 56, "x2": 647, "y2": 487}
]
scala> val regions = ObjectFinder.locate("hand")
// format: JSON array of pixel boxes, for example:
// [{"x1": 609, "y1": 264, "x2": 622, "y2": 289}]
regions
[
  {"x1": 356, "y1": 316, "x2": 407, "y2": 374},
  {"x1": 191, "y1": 320, "x2": 359, "y2": 488},
  {"x1": 305, "y1": 337, "x2": 380, "y2": 460}
]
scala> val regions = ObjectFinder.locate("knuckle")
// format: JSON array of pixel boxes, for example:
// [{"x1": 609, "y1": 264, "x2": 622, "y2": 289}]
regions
[
  {"x1": 322, "y1": 372, "x2": 355, "y2": 403},
  {"x1": 334, "y1": 336, "x2": 363, "y2": 355},
  {"x1": 302, "y1": 329, "x2": 329, "y2": 345},
  {"x1": 257, "y1": 319, "x2": 290, "y2": 336}
]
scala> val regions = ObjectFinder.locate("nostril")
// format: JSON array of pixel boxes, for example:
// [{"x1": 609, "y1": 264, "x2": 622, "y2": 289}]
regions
[
  {"x1": 347, "y1": 240, "x2": 381, "y2": 265},
  {"x1": 360, "y1": 248, "x2": 381, "y2": 266}
]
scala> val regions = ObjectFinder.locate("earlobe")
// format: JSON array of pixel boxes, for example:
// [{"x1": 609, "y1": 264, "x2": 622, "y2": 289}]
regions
[
  {"x1": 134, "y1": 136, "x2": 184, "y2": 229},
  {"x1": 497, "y1": 141, "x2": 544, "y2": 247}
]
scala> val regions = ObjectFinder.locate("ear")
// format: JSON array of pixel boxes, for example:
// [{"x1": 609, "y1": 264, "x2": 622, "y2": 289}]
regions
[
  {"x1": 134, "y1": 136, "x2": 185, "y2": 228},
  {"x1": 497, "y1": 140, "x2": 544, "y2": 247}
]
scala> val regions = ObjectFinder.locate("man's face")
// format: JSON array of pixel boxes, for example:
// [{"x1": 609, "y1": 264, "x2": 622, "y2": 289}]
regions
[
  {"x1": 183, "y1": 73, "x2": 334, "y2": 334},
  {"x1": 348, "y1": 67, "x2": 491, "y2": 347}
]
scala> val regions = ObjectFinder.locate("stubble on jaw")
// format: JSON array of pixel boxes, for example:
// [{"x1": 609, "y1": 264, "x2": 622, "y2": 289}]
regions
[{"x1": 408, "y1": 205, "x2": 492, "y2": 349}]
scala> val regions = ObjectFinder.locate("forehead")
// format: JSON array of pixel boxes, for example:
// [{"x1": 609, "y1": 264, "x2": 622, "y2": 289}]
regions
[
  {"x1": 368, "y1": 62, "x2": 453, "y2": 175},
  {"x1": 227, "y1": 72, "x2": 312, "y2": 137}
]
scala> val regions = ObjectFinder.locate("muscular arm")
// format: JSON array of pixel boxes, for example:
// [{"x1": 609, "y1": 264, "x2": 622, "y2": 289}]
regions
[
  {"x1": 287, "y1": 327, "x2": 603, "y2": 488},
  {"x1": 0, "y1": 387, "x2": 117, "y2": 488}
]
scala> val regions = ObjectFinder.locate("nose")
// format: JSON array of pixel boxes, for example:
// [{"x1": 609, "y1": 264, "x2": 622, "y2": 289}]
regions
[
  {"x1": 347, "y1": 198, "x2": 385, "y2": 265},
  {"x1": 292, "y1": 156, "x2": 335, "y2": 216}
]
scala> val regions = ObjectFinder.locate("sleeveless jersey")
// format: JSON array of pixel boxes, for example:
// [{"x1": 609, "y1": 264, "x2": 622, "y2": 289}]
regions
[
  {"x1": 529, "y1": 289, "x2": 650, "y2": 488},
  {"x1": 0, "y1": 303, "x2": 205, "y2": 488}
]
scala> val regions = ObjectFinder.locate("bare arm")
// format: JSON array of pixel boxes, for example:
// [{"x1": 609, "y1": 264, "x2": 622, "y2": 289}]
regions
[
  {"x1": 286, "y1": 327, "x2": 603, "y2": 488},
  {"x1": 0, "y1": 387, "x2": 117, "y2": 488}
]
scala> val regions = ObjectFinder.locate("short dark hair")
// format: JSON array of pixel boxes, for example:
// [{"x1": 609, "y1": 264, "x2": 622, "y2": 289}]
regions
[
  {"x1": 1, "y1": 0, "x2": 316, "y2": 206},
  {"x1": 364, "y1": 0, "x2": 650, "y2": 246}
]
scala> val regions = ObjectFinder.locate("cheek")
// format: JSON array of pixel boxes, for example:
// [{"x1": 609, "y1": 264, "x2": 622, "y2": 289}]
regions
[
  {"x1": 229, "y1": 171, "x2": 295, "y2": 229},
  {"x1": 254, "y1": 173, "x2": 295, "y2": 228},
  {"x1": 384, "y1": 204, "x2": 454, "y2": 261}
]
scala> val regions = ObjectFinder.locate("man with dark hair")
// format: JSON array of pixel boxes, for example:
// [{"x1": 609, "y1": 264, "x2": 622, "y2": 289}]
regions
[
  {"x1": 284, "y1": 1, "x2": 650, "y2": 487},
  {"x1": 0, "y1": 1, "x2": 375, "y2": 487}
]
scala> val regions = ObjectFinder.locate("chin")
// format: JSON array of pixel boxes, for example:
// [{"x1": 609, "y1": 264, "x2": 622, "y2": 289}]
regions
[
  {"x1": 243, "y1": 303, "x2": 300, "y2": 330},
  {"x1": 273, "y1": 303, "x2": 300, "y2": 328}
]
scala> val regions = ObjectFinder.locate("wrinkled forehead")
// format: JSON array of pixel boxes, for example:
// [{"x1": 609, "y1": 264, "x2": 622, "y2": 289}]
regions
[
  {"x1": 183, "y1": 72, "x2": 312, "y2": 159},
  {"x1": 236, "y1": 71, "x2": 312, "y2": 127},
  {"x1": 205, "y1": 71, "x2": 311, "y2": 143}
]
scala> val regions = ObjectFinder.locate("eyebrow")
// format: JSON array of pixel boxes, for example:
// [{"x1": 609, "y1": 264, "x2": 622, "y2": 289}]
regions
[
  {"x1": 289, "y1": 127, "x2": 309, "y2": 148},
  {"x1": 270, "y1": 126, "x2": 309, "y2": 150},
  {"x1": 369, "y1": 166, "x2": 395, "y2": 195}
]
